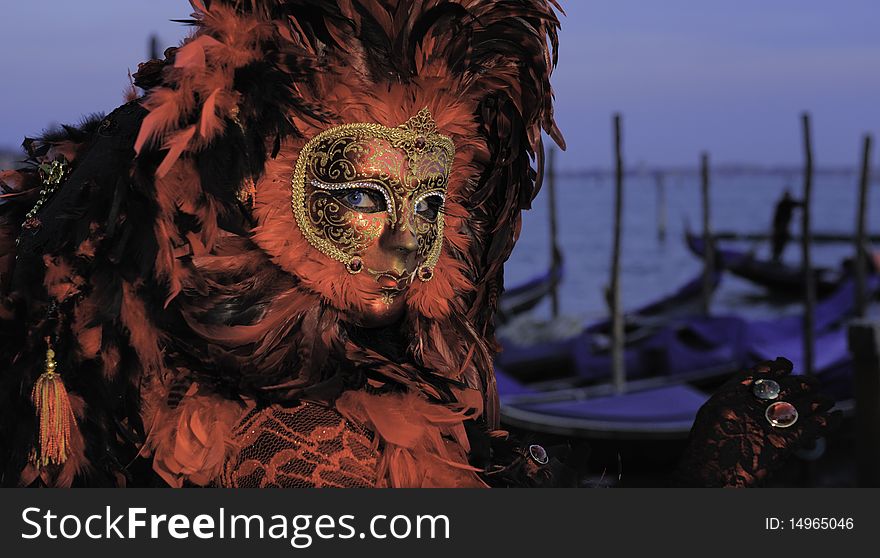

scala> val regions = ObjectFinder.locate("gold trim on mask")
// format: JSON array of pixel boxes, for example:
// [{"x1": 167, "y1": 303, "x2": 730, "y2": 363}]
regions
[{"x1": 290, "y1": 108, "x2": 454, "y2": 272}]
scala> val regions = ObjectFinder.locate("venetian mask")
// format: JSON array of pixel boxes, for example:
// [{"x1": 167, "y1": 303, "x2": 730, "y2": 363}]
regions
[{"x1": 290, "y1": 108, "x2": 453, "y2": 315}]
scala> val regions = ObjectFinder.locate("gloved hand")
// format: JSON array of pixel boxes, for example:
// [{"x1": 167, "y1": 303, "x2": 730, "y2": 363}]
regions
[{"x1": 674, "y1": 357, "x2": 841, "y2": 487}]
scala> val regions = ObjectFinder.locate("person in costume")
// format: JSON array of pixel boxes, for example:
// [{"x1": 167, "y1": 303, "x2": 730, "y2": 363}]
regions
[{"x1": 0, "y1": 0, "x2": 836, "y2": 488}]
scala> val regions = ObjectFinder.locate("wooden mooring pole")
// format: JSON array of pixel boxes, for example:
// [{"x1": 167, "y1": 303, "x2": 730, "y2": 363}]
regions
[
  {"x1": 801, "y1": 113, "x2": 815, "y2": 377},
  {"x1": 655, "y1": 171, "x2": 667, "y2": 243},
  {"x1": 848, "y1": 321, "x2": 880, "y2": 487},
  {"x1": 547, "y1": 146, "x2": 560, "y2": 318},
  {"x1": 701, "y1": 153, "x2": 714, "y2": 315},
  {"x1": 611, "y1": 114, "x2": 626, "y2": 393},
  {"x1": 855, "y1": 134, "x2": 873, "y2": 318},
  {"x1": 149, "y1": 34, "x2": 160, "y2": 60}
]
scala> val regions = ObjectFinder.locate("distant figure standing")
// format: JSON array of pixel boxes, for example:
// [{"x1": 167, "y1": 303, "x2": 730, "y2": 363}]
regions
[{"x1": 771, "y1": 188, "x2": 803, "y2": 261}]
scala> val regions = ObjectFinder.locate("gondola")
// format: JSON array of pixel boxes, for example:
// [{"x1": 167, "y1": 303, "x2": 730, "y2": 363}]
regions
[
  {"x1": 685, "y1": 228, "x2": 839, "y2": 297},
  {"x1": 498, "y1": 370, "x2": 709, "y2": 440},
  {"x1": 585, "y1": 268, "x2": 722, "y2": 334},
  {"x1": 498, "y1": 313, "x2": 747, "y2": 384},
  {"x1": 709, "y1": 230, "x2": 880, "y2": 245},
  {"x1": 496, "y1": 246, "x2": 564, "y2": 324},
  {"x1": 498, "y1": 274, "x2": 878, "y2": 440},
  {"x1": 495, "y1": 268, "x2": 724, "y2": 383}
]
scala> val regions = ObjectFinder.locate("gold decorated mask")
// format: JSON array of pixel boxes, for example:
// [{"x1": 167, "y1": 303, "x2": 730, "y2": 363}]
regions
[{"x1": 290, "y1": 108, "x2": 454, "y2": 280}]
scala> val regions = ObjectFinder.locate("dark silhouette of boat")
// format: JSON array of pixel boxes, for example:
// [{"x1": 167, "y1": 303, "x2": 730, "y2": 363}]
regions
[
  {"x1": 710, "y1": 230, "x2": 880, "y2": 244},
  {"x1": 584, "y1": 268, "x2": 721, "y2": 336},
  {"x1": 685, "y1": 228, "x2": 840, "y2": 297},
  {"x1": 497, "y1": 246, "x2": 564, "y2": 323}
]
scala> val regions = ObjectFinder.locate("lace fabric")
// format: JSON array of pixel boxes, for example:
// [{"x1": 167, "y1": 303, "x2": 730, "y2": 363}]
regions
[{"x1": 222, "y1": 401, "x2": 379, "y2": 488}]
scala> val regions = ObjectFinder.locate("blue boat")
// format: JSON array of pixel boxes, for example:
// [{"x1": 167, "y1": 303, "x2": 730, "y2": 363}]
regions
[
  {"x1": 496, "y1": 269, "x2": 725, "y2": 383},
  {"x1": 499, "y1": 268, "x2": 865, "y2": 384},
  {"x1": 497, "y1": 274, "x2": 877, "y2": 440}
]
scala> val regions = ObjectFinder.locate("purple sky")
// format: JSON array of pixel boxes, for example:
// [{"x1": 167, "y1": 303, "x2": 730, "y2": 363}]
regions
[{"x1": 1, "y1": 0, "x2": 878, "y2": 170}]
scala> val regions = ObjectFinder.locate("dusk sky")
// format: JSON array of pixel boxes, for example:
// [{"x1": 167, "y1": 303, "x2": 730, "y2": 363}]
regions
[{"x1": 1, "y1": 1, "x2": 877, "y2": 170}]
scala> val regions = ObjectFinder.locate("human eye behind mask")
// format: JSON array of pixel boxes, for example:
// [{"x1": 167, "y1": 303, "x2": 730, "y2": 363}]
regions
[
  {"x1": 413, "y1": 192, "x2": 445, "y2": 222},
  {"x1": 338, "y1": 188, "x2": 387, "y2": 212},
  {"x1": 310, "y1": 179, "x2": 393, "y2": 215}
]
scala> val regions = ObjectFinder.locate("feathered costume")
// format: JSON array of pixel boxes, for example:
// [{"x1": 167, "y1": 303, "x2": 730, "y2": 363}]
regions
[{"x1": 0, "y1": 0, "x2": 566, "y2": 487}]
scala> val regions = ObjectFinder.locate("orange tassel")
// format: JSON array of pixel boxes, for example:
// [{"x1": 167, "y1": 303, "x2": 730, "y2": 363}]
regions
[{"x1": 30, "y1": 338, "x2": 76, "y2": 467}]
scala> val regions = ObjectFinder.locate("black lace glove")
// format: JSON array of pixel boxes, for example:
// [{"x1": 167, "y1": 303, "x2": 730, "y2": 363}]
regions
[{"x1": 674, "y1": 357, "x2": 841, "y2": 487}]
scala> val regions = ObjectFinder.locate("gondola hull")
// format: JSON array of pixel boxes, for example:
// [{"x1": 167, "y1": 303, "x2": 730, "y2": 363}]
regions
[
  {"x1": 497, "y1": 275, "x2": 876, "y2": 440},
  {"x1": 496, "y1": 247, "x2": 564, "y2": 323},
  {"x1": 685, "y1": 230, "x2": 839, "y2": 297}
]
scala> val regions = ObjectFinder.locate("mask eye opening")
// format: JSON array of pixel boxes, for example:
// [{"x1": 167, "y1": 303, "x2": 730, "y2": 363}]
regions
[
  {"x1": 311, "y1": 179, "x2": 394, "y2": 214},
  {"x1": 413, "y1": 191, "x2": 446, "y2": 222}
]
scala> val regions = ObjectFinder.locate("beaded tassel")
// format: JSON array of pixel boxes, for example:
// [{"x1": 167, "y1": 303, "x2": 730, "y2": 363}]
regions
[{"x1": 30, "y1": 338, "x2": 75, "y2": 467}]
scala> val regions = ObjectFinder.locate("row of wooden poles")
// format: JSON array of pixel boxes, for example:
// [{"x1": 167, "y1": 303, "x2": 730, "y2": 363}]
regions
[
  {"x1": 541, "y1": 112, "x2": 877, "y2": 485},
  {"x1": 581, "y1": 113, "x2": 876, "y2": 392},
  {"x1": 544, "y1": 114, "x2": 878, "y2": 484}
]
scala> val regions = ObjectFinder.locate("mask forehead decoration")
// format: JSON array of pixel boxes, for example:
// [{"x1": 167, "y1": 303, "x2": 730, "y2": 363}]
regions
[{"x1": 291, "y1": 108, "x2": 454, "y2": 279}]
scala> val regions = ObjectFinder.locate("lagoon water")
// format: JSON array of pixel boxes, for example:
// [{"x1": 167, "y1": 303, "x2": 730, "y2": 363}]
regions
[{"x1": 505, "y1": 173, "x2": 880, "y2": 324}]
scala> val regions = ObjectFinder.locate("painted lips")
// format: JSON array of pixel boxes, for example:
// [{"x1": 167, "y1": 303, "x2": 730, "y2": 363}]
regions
[{"x1": 373, "y1": 271, "x2": 411, "y2": 292}]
